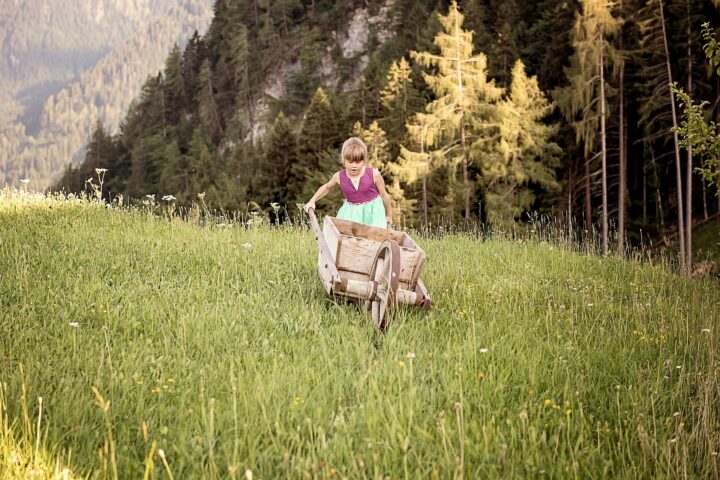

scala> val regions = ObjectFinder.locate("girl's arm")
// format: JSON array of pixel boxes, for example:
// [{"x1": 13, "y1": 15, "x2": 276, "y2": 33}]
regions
[
  {"x1": 303, "y1": 172, "x2": 340, "y2": 213},
  {"x1": 372, "y1": 169, "x2": 394, "y2": 228}
]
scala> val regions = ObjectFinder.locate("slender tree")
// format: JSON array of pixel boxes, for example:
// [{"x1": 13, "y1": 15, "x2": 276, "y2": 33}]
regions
[
  {"x1": 555, "y1": 0, "x2": 621, "y2": 255},
  {"x1": 409, "y1": 0, "x2": 504, "y2": 220},
  {"x1": 637, "y1": 0, "x2": 686, "y2": 271}
]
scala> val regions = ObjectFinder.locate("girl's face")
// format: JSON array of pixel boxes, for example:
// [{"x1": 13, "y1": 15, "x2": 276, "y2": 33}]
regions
[{"x1": 344, "y1": 157, "x2": 364, "y2": 176}]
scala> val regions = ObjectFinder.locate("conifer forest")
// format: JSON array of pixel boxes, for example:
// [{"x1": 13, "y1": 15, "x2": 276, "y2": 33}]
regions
[{"x1": 24, "y1": 0, "x2": 720, "y2": 268}]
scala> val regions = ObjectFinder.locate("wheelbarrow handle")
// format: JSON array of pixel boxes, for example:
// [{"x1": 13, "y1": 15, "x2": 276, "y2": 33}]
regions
[{"x1": 306, "y1": 208, "x2": 343, "y2": 291}]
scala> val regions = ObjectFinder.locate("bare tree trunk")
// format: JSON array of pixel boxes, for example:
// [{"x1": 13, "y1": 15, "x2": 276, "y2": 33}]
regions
[
  {"x1": 642, "y1": 163, "x2": 648, "y2": 224},
  {"x1": 422, "y1": 176, "x2": 428, "y2": 228},
  {"x1": 702, "y1": 180, "x2": 708, "y2": 220},
  {"x1": 600, "y1": 45, "x2": 609, "y2": 256},
  {"x1": 685, "y1": 0, "x2": 693, "y2": 272},
  {"x1": 659, "y1": 0, "x2": 686, "y2": 273},
  {"x1": 568, "y1": 167, "x2": 574, "y2": 247},
  {"x1": 461, "y1": 115, "x2": 470, "y2": 221},
  {"x1": 584, "y1": 154, "x2": 592, "y2": 237},
  {"x1": 617, "y1": 0, "x2": 626, "y2": 257},
  {"x1": 651, "y1": 146, "x2": 665, "y2": 232},
  {"x1": 618, "y1": 50, "x2": 626, "y2": 257},
  {"x1": 421, "y1": 141, "x2": 428, "y2": 228}
]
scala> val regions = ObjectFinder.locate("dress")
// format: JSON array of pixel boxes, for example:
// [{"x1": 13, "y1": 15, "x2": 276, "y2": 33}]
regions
[{"x1": 336, "y1": 167, "x2": 387, "y2": 228}]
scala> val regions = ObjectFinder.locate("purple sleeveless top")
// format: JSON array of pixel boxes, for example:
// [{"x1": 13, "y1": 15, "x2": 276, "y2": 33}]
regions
[{"x1": 339, "y1": 167, "x2": 380, "y2": 204}]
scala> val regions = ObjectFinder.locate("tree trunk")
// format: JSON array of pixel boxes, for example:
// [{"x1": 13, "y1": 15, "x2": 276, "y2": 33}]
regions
[
  {"x1": 685, "y1": 0, "x2": 693, "y2": 273},
  {"x1": 618, "y1": 49, "x2": 626, "y2": 257},
  {"x1": 584, "y1": 154, "x2": 591, "y2": 239},
  {"x1": 422, "y1": 176, "x2": 428, "y2": 228},
  {"x1": 659, "y1": 0, "x2": 686, "y2": 273},
  {"x1": 568, "y1": 168, "x2": 574, "y2": 248},
  {"x1": 702, "y1": 180, "x2": 708, "y2": 220},
  {"x1": 642, "y1": 162, "x2": 647, "y2": 225},
  {"x1": 617, "y1": 0, "x2": 626, "y2": 257},
  {"x1": 651, "y1": 146, "x2": 665, "y2": 232},
  {"x1": 461, "y1": 115, "x2": 470, "y2": 221},
  {"x1": 599, "y1": 45, "x2": 609, "y2": 256}
]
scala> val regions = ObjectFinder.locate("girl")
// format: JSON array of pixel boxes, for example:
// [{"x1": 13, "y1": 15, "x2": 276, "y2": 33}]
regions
[{"x1": 304, "y1": 137, "x2": 393, "y2": 228}]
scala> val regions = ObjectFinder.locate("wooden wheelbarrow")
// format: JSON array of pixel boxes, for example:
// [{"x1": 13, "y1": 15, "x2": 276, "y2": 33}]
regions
[{"x1": 308, "y1": 209, "x2": 431, "y2": 330}]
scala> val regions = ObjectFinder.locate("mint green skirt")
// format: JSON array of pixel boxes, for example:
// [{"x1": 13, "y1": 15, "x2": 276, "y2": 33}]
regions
[{"x1": 336, "y1": 196, "x2": 387, "y2": 228}]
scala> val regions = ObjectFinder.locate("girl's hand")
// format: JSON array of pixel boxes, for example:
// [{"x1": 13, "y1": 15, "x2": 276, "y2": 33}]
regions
[
  {"x1": 386, "y1": 216, "x2": 394, "y2": 228},
  {"x1": 303, "y1": 201, "x2": 316, "y2": 214}
]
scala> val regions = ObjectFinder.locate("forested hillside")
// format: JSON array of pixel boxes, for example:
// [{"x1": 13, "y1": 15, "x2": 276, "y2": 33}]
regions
[
  {"x1": 0, "y1": 0, "x2": 213, "y2": 189},
  {"x1": 56, "y1": 0, "x2": 720, "y2": 260}
]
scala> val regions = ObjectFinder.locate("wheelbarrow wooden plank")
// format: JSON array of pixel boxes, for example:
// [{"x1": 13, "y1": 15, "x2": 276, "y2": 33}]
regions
[
  {"x1": 334, "y1": 237, "x2": 425, "y2": 285},
  {"x1": 331, "y1": 217, "x2": 405, "y2": 244}
]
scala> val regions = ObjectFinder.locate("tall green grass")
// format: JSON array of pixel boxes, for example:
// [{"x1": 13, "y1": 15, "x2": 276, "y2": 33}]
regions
[{"x1": 0, "y1": 189, "x2": 718, "y2": 478}]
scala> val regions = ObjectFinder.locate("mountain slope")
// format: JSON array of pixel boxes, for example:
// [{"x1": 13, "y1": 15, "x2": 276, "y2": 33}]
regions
[{"x1": 0, "y1": 0, "x2": 213, "y2": 189}]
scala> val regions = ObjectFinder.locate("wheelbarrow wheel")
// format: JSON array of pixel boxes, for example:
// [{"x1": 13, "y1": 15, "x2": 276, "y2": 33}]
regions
[{"x1": 368, "y1": 239, "x2": 401, "y2": 331}]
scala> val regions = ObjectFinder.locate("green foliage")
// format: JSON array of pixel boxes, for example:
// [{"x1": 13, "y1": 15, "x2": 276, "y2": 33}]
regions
[
  {"x1": 288, "y1": 87, "x2": 341, "y2": 204},
  {"x1": 379, "y1": 57, "x2": 423, "y2": 157},
  {"x1": 482, "y1": 60, "x2": 562, "y2": 225},
  {"x1": 254, "y1": 112, "x2": 296, "y2": 206},
  {"x1": 407, "y1": 0, "x2": 504, "y2": 221},
  {"x1": 672, "y1": 22, "x2": 720, "y2": 192}
]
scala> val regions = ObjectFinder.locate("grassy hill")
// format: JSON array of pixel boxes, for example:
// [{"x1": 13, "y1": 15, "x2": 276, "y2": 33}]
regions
[{"x1": 1, "y1": 191, "x2": 719, "y2": 478}]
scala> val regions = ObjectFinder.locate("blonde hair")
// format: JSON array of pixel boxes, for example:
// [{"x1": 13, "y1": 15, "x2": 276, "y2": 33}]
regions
[{"x1": 341, "y1": 137, "x2": 367, "y2": 164}]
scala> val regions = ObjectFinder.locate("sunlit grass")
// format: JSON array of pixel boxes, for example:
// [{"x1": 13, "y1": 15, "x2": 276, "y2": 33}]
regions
[{"x1": 1, "y1": 188, "x2": 719, "y2": 478}]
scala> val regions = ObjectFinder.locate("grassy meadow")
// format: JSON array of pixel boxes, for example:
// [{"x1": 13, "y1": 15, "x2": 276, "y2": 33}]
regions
[{"x1": 0, "y1": 189, "x2": 719, "y2": 479}]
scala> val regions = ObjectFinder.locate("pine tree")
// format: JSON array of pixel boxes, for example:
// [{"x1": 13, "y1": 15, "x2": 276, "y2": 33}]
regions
[
  {"x1": 379, "y1": 57, "x2": 422, "y2": 157},
  {"x1": 197, "y1": 59, "x2": 223, "y2": 142},
  {"x1": 461, "y1": 0, "x2": 494, "y2": 53},
  {"x1": 408, "y1": 0, "x2": 504, "y2": 220},
  {"x1": 488, "y1": 0, "x2": 524, "y2": 87},
  {"x1": 254, "y1": 112, "x2": 295, "y2": 207},
  {"x1": 483, "y1": 60, "x2": 562, "y2": 224},
  {"x1": 159, "y1": 140, "x2": 190, "y2": 203},
  {"x1": 181, "y1": 31, "x2": 206, "y2": 112},
  {"x1": 229, "y1": 24, "x2": 254, "y2": 141},
  {"x1": 186, "y1": 128, "x2": 231, "y2": 206},
  {"x1": 164, "y1": 44, "x2": 185, "y2": 126},
  {"x1": 288, "y1": 87, "x2": 340, "y2": 203}
]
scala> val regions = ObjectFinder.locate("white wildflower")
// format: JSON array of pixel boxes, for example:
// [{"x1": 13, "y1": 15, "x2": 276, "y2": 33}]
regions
[
  {"x1": 479, "y1": 348, "x2": 489, "y2": 353},
  {"x1": 245, "y1": 470, "x2": 253, "y2": 480},
  {"x1": 586, "y1": 303, "x2": 594, "y2": 307},
  {"x1": 406, "y1": 352, "x2": 416, "y2": 359},
  {"x1": 69, "y1": 322, "x2": 80, "y2": 328},
  {"x1": 242, "y1": 243, "x2": 252, "y2": 250},
  {"x1": 701, "y1": 328, "x2": 710, "y2": 333},
  {"x1": 197, "y1": 192, "x2": 206, "y2": 200},
  {"x1": 95, "y1": 168, "x2": 107, "y2": 174}
]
